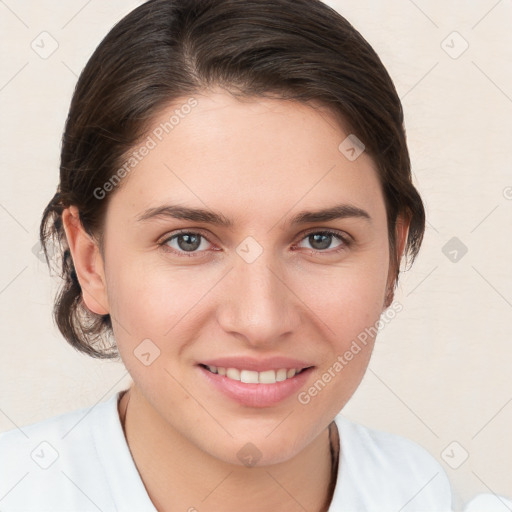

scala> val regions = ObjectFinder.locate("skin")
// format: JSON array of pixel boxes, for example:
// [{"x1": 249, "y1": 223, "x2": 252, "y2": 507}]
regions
[{"x1": 62, "y1": 89, "x2": 409, "y2": 512}]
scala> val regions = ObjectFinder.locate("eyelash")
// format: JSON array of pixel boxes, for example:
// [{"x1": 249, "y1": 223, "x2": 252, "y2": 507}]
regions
[{"x1": 157, "y1": 228, "x2": 352, "y2": 258}]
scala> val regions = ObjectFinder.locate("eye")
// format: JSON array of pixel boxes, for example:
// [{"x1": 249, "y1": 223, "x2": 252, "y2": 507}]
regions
[
  {"x1": 295, "y1": 230, "x2": 351, "y2": 253},
  {"x1": 158, "y1": 228, "x2": 351, "y2": 258},
  {"x1": 158, "y1": 230, "x2": 213, "y2": 256}
]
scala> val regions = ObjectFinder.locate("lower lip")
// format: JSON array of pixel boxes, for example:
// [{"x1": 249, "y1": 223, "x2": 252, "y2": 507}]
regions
[{"x1": 198, "y1": 366, "x2": 314, "y2": 408}]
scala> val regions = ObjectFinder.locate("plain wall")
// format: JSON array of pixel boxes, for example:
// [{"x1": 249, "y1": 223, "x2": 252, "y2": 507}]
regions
[{"x1": 0, "y1": 0, "x2": 511, "y2": 507}]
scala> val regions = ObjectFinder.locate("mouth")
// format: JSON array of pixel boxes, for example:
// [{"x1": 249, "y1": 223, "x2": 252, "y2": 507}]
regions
[
  {"x1": 197, "y1": 363, "x2": 315, "y2": 408},
  {"x1": 199, "y1": 364, "x2": 311, "y2": 384}
]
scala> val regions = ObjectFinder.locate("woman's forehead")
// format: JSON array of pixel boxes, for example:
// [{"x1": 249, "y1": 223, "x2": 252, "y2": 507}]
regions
[{"x1": 109, "y1": 91, "x2": 383, "y2": 214}]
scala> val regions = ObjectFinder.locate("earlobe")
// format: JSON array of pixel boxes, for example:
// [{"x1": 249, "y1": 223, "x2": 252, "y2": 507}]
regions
[{"x1": 61, "y1": 206, "x2": 109, "y2": 316}]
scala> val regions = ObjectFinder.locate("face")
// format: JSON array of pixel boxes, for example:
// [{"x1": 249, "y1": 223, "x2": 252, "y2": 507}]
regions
[{"x1": 71, "y1": 90, "x2": 402, "y2": 466}]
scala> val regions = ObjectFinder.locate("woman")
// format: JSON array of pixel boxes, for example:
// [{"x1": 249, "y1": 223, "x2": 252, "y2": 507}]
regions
[{"x1": 0, "y1": 0, "x2": 471, "y2": 510}]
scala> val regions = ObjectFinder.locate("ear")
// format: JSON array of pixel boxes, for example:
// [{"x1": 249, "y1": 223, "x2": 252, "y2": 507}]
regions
[
  {"x1": 383, "y1": 213, "x2": 410, "y2": 309},
  {"x1": 61, "y1": 206, "x2": 109, "y2": 315}
]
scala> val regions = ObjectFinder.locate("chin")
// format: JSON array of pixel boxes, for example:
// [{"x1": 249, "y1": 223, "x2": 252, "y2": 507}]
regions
[{"x1": 200, "y1": 426, "x2": 316, "y2": 468}]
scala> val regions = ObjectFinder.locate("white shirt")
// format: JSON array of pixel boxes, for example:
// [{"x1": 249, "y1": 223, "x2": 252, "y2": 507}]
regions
[{"x1": 0, "y1": 391, "x2": 505, "y2": 511}]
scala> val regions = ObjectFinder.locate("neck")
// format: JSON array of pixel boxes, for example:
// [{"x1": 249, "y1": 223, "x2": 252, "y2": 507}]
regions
[{"x1": 118, "y1": 385, "x2": 339, "y2": 512}]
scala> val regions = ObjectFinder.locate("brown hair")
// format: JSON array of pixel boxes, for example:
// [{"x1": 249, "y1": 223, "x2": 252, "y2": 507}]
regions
[{"x1": 40, "y1": 0, "x2": 425, "y2": 359}]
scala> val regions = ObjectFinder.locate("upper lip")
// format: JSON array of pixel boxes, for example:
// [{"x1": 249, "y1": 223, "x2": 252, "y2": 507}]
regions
[{"x1": 199, "y1": 356, "x2": 314, "y2": 373}]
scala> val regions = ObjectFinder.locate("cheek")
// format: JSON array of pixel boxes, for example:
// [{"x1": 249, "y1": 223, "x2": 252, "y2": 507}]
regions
[
  {"x1": 301, "y1": 257, "x2": 388, "y2": 338},
  {"x1": 297, "y1": 258, "x2": 388, "y2": 410},
  {"x1": 106, "y1": 229, "x2": 389, "y2": 347},
  {"x1": 105, "y1": 257, "x2": 196, "y2": 336},
  {"x1": 105, "y1": 260, "x2": 223, "y2": 384},
  {"x1": 297, "y1": 284, "x2": 382, "y2": 424},
  {"x1": 107, "y1": 245, "x2": 389, "y2": 346}
]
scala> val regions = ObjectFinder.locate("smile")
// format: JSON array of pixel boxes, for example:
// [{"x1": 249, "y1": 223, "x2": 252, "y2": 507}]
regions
[
  {"x1": 201, "y1": 364, "x2": 308, "y2": 384},
  {"x1": 197, "y1": 364, "x2": 314, "y2": 408}
]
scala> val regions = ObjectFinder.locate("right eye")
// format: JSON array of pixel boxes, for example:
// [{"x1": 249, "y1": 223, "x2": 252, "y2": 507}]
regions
[{"x1": 158, "y1": 230, "x2": 215, "y2": 257}]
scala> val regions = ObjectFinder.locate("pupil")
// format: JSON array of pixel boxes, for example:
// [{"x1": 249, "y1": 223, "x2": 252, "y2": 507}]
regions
[
  {"x1": 178, "y1": 234, "x2": 200, "y2": 251},
  {"x1": 310, "y1": 233, "x2": 331, "y2": 250},
  {"x1": 175, "y1": 233, "x2": 333, "y2": 252}
]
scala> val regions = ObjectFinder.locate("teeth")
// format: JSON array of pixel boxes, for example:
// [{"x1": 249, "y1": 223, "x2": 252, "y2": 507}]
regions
[
  {"x1": 226, "y1": 368, "x2": 240, "y2": 381},
  {"x1": 204, "y1": 365, "x2": 306, "y2": 384},
  {"x1": 259, "y1": 370, "x2": 277, "y2": 384},
  {"x1": 240, "y1": 370, "x2": 259, "y2": 383},
  {"x1": 276, "y1": 369, "x2": 287, "y2": 382}
]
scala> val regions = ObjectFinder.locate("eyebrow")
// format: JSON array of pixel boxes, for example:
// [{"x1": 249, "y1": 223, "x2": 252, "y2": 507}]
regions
[{"x1": 136, "y1": 203, "x2": 372, "y2": 228}]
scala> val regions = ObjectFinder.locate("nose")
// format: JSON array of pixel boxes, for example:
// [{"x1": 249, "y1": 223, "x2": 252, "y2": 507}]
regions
[{"x1": 216, "y1": 249, "x2": 301, "y2": 348}]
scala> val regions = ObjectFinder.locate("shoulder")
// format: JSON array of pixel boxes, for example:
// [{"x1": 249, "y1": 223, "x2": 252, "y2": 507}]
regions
[
  {"x1": 0, "y1": 398, "x2": 102, "y2": 470},
  {"x1": 0, "y1": 393, "x2": 121, "y2": 511},
  {"x1": 463, "y1": 493, "x2": 512, "y2": 511},
  {"x1": 330, "y1": 415, "x2": 453, "y2": 512}
]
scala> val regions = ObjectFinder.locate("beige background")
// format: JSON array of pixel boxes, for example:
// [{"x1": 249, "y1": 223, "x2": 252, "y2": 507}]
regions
[{"x1": 1, "y1": 0, "x2": 511, "y2": 508}]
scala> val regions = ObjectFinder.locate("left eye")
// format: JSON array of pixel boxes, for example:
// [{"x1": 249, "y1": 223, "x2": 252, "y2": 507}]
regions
[
  {"x1": 296, "y1": 231, "x2": 347, "y2": 252},
  {"x1": 159, "y1": 230, "x2": 349, "y2": 256}
]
